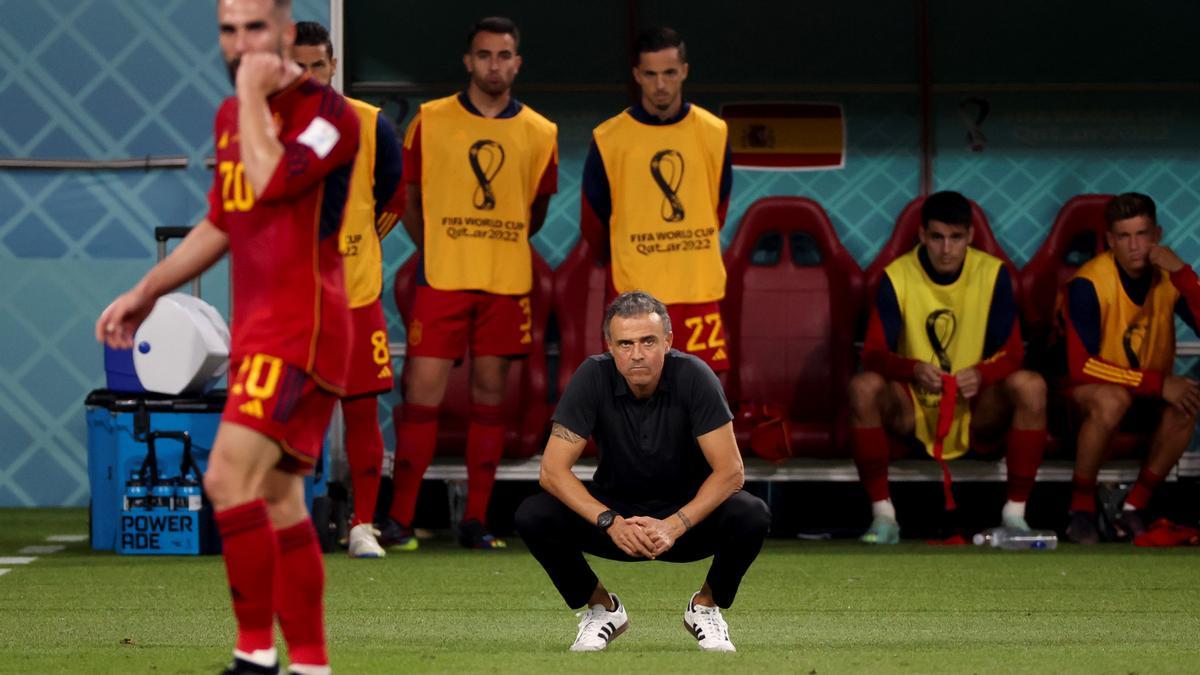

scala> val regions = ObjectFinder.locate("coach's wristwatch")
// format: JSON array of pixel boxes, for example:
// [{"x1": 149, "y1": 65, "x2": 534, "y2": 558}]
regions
[{"x1": 596, "y1": 510, "x2": 618, "y2": 531}]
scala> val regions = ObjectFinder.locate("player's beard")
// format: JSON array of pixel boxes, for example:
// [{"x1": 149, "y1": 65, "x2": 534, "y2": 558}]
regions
[{"x1": 472, "y1": 71, "x2": 511, "y2": 98}]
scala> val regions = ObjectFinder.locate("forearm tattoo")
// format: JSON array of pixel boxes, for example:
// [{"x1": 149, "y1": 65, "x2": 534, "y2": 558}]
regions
[
  {"x1": 675, "y1": 510, "x2": 693, "y2": 531},
  {"x1": 551, "y1": 422, "x2": 584, "y2": 444}
]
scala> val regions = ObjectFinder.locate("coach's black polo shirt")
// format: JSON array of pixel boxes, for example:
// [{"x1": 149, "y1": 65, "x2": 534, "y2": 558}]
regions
[{"x1": 553, "y1": 350, "x2": 733, "y2": 514}]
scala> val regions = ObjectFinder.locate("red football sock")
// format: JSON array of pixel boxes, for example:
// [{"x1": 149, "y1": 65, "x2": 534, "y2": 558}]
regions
[
  {"x1": 342, "y1": 396, "x2": 384, "y2": 526},
  {"x1": 214, "y1": 499, "x2": 276, "y2": 655},
  {"x1": 852, "y1": 427, "x2": 891, "y2": 503},
  {"x1": 1070, "y1": 473, "x2": 1098, "y2": 513},
  {"x1": 1005, "y1": 428, "x2": 1046, "y2": 503},
  {"x1": 1124, "y1": 467, "x2": 1164, "y2": 510},
  {"x1": 464, "y1": 403, "x2": 506, "y2": 524},
  {"x1": 274, "y1": 520, "x2": 327, "y2": 667},
  {"x1": 389, "y1": 402, "x2": 439, "y2": 526}
]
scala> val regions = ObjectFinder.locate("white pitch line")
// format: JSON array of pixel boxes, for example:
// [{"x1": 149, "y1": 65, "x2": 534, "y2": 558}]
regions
[
  {"x1": 20, "y1": 545, "x2": 64, "y2": 555},
  {"x1": 0, "y1": 569, "x2": 9, "y2": 577},
  {"x1": 46, "y1": 534, "x2": 87, "y2": 543},
  {"x1": 0, "y1": 557, "x2": 37, "y2": 565}
]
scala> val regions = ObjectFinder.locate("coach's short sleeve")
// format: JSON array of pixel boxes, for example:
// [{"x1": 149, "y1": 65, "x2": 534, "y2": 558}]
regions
[
  {"x1": 681, "y1": 356, "x2": 733, "y2": 437},
  {"x1": 552, "y1": 357, "x2": 603, "y2": 439}
]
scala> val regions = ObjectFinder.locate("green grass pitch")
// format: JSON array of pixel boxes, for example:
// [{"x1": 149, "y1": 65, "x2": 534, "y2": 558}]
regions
[{"x1": 2, "y1": 508, "x2": 1200, "y2": 673}]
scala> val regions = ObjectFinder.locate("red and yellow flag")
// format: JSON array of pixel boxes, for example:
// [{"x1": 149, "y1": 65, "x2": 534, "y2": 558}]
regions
[{"x1": 721, "y1": 103, "x2": 845, "y2": 170}]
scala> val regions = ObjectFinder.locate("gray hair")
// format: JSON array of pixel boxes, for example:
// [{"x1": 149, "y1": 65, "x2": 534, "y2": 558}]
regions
[{"x1": 602, "y1": 291, "x2": 672, "y2": 342}]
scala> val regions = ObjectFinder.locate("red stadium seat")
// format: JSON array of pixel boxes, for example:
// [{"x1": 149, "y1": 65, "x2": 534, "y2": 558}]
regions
[
  {"x1": 392, "y1": 253, "x2": 553, "y2": 459},
  {"x1": 552, "y1": 237, "x2": 611, "y2": 397},
  {"x1": 722, "y1": 197, "x2": 863, "y2": 459},
  {"x1": 551, "y1": 237, "x2": 611, "y2": 458},
  {"x1": 1019, "y1": 194, "x2": 1113, "y2": 346},
  {"x1": 863, "y1": 196, "x2": 1018, "y2": 311}
]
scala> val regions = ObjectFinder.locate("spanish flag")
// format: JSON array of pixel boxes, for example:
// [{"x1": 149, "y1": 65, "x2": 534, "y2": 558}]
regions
[{"x1": 721, "y1": 103, "x2": 845, "y2": 170}]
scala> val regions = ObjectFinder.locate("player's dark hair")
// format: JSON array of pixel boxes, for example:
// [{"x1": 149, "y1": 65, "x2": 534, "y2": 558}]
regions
[
  {"x1": 467, "y1": 17, "x2": 520, "y2": 52},
  {"x1": 603, "y1": 291, "x2": 672, "y2": 342},
  {"x1": 920, "y1": 191, "x2": 973, "y2": 229},
  {"x1": 1105, "y1": 192, "x2": 1157, "y2": 229},
  {"x1": 294, "y1": 21, "x2": 333, "y2": 57},
  {"x1": 634, "y1": 27, "x2": 687, "y2": 64}
]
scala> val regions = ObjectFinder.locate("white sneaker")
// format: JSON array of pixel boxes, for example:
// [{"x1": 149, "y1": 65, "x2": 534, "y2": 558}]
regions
[
  {"x1": 347, "y1": 522, "x2": 386, "y2": 558},
  {"x1": 683, "y1": 592, "x2": 736, "y2": 652},
  {"x1": 569, "y1": 593, "x2": 628, "y2": 652}
]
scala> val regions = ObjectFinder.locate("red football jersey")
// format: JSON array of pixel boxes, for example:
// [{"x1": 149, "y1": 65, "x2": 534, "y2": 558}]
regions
[{"x1": 206, "y1": 74, "x2": 360, "y2": 394}]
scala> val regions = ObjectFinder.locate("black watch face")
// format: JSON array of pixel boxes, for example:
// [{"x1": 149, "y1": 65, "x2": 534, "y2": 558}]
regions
[{"x1": 597, "y1": 510, "x2": 615, "y2": 529}]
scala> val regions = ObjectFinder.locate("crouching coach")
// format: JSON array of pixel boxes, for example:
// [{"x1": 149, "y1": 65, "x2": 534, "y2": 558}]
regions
[{"x1": 516, "y1": 291, "x2": 770, "y2": 653}]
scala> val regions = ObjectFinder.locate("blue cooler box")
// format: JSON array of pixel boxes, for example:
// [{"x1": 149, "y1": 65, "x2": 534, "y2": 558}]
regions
[{"x1": 86, "y1": 390, "x2": 330, "y2": 555}]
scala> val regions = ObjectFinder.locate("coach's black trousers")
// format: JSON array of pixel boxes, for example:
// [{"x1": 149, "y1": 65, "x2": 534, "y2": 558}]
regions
[{"x1": 514, "y1": 490, "x2": 771, "y2": 609}]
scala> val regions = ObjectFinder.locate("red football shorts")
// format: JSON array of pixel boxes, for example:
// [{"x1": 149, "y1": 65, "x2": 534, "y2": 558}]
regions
[
  {"x1": 406, "y1": 285, "x2": 532, "y2": 360},
  {"x1": 343, "y1": 300, "x2": 394, "y2": 398},
  {"x1": 667, "y1": 301, "x2": 730, "y2": 373},
  {"x1": 222, "y1": 352, "x2": 336, "y2": 474}
]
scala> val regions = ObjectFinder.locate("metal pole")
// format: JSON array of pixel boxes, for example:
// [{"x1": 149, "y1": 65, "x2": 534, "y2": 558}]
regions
[
  {"x1": 330, "y1": 0, "x2": 345, "y2": 94},
  {"x1": 916, "y1": 0, "x2": 933, "y2": 196},
  {"x1": 0, "y1": 156, "x2": 189, "y2": 170}
]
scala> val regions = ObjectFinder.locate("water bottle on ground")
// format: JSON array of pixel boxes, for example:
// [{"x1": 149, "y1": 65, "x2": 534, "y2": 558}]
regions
[{"x1": 973, "y1": 527, "x2": 1058, "y2": 550}]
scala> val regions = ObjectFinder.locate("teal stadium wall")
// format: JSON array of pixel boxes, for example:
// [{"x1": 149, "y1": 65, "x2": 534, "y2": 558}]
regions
[
  {"x1": 0, "y1": 0, "x2": 330, "y2": 507},
  {"x1": 2, "y1": 1, "x2": 1198, "y2": 505}
]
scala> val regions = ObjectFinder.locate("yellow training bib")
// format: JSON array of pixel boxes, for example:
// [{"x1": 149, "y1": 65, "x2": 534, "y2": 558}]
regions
[
  {"x1": 594, "y1": 105, "x2": 727, "y2": 304},
  {"x1": 886, "y1": 247, "x2": 1002, "y2": 459},
  {"x1": 412, "y1": 95, "x2": 557, "y2": 295},
  {"x1": 341, "y1": 97, "x2": 384, "y2": 308},
  {"x1": 1072, "y1": 251, "x2": 1177, "y2": 373}
]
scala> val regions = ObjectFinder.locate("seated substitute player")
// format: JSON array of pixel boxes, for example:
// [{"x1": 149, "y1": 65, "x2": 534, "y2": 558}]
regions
[
  {"x1": 294, "y1": 20, "x2": 406, "y2": 559},
  {"x1": 849, "y1": 191, "x2": 1048, "y2": 544},
  {"x1": 381, "y1": 16, "x2": 558, "y2": 550},
  {"x1": 515, "y1": 291, "x2": 770, "y2": 653},
  {"x1": 1061, "y1": 192, "x2": 1200, "y2": 544},
  {"x1": 96, "y1": 0, "x2": 359, "y2": 672},
  {"x1": 580, "y1": 27, "x2": 734, "y2": 376}
]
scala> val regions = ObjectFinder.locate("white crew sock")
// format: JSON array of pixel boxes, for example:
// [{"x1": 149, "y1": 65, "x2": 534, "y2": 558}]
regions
[
  {"x1": 871, "y1": 499, "x2": 896, "y2": 520},
  {"x1": 1001, "y1": 500, "x2": 1026, "y2": 521},
  {"x1": 289, "y1": 664, "x2": 332, "y2": 675},
  {"x1": 233, "y1": 647, "x2": 277, "y2": 668}
]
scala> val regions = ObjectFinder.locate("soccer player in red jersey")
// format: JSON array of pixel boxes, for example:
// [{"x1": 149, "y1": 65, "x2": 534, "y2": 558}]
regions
[
  {"x1": 849, "y1": 192, "x2": 1047, "y2": 544},
  {"x1": 95, "y1": 1, "x2": 359, "y2": 672},
  {"x1": 380, "y1": 17, "x2": 558, "y2": 551},
  {"x1": 294, "y1": 20, "x2": 406, "y2": 560},
  {"x1": 1060, "y1": 193, "x2": 1200, "y2": 544}
]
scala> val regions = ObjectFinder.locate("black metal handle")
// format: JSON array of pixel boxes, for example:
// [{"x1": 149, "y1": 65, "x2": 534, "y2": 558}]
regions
[{"x1": 154, "y1": 226, "x2": 193, "y2": 242}]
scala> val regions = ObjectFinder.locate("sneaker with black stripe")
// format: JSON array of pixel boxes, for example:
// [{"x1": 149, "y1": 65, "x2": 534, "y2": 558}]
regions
[
  {"x1": 683, "y1": 592, "x2": 736, "y2": 652},
  {"x1": 569, "y1": 593, "x2": 628, "y2": 652}
]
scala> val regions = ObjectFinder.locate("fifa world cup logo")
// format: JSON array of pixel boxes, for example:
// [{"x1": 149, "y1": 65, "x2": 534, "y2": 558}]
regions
[
  {"x1": 650, "y1": 149, "x2": 685, "y2": 222},
  {"x1": 469, "y1": 139, "x2": 505, "y2": 210},
  {"x1": 1122, "y1": 321, "x2": 1147, "y2": 369},
  {"x1": 919, "y1": 308, "x2": 957, "y2": 404}
]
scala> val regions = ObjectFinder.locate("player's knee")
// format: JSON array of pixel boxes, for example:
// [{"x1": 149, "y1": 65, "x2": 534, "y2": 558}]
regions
[
  {"x1": 202, "y1": 467, "x2": 238, "y2": 510},
  {"x1": 513, "y1": 494, "x2": 552, "y2": 539},
  {"x1": 1006, "y1": 370, "x2": 1047, "y2": 414},
  {"x1": 847, "y1": 372, "x2": 887, "y2": 415},
  {"x1": 726, "y1": 492, "x2": 772, "y2": 538},
  {"x1": 470, "y1": 370, "x2": 509, "y2": 405},
  {"x1": 1084, "y1": 386, "x2": 1132, "y2": 427}
]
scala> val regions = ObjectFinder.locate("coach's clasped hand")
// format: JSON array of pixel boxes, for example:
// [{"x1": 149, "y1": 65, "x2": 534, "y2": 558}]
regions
[
  {"x1": 607, "y1": 516, "x2": 658, "y2": 558},
  {"x1": 624, "y1": 516, "x2": 687, "y2": 559}
]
